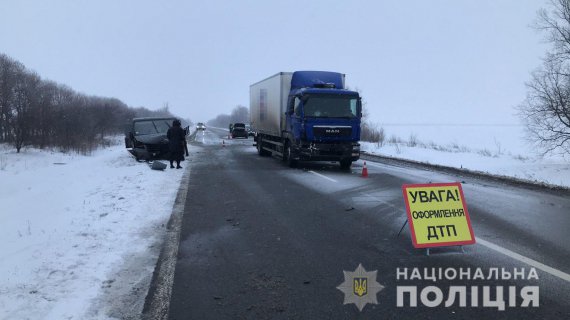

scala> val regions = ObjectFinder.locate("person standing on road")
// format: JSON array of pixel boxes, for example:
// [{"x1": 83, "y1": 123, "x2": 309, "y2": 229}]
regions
[{"x1": 167, "y1": 119, "x2": 187, "y2": 169}]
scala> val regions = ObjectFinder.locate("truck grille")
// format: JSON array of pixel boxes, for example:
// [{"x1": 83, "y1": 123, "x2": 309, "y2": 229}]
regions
[{"x1": 313, "y1": 126, "x2": 352, "y2": 138}]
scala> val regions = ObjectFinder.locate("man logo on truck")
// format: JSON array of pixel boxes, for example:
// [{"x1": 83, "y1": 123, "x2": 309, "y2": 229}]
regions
[{"x1": 326, "y1": 129, "x2": 341, "y2": 134}]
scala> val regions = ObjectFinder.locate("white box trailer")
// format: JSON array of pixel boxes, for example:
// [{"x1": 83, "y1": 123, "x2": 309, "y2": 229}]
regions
[{"x1": 249, "y1": 72, "x2": 292, "y2": 136}]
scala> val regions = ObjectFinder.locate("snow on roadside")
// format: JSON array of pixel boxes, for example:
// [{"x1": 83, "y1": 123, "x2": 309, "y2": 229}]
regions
[
  {"x1": 361, "y1": 142, "x2": 570, "y2": 188},
  {"x1": 0, "y1": 141, "x2": 185, "y2": 319}
]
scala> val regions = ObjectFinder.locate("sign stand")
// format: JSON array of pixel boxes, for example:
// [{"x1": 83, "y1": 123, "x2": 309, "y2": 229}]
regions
[
  {"x1": 425, "y1": 246, "x2": 464, "y2": 256},
  {"x1": 397, "y1": 220, "x2": 408, "y2": 237}
]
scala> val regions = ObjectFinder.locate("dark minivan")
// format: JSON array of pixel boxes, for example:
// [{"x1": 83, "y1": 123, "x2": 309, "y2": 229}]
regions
[
  {"x1": 231, "y1": 122, "x2": 248, "y2": 139},
  {"x1": 124, "y1": 117, "x2": 188, "y2": 161}
]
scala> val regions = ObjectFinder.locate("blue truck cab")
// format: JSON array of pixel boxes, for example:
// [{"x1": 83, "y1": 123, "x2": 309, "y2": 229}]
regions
[{"x1": 250, "y1": 71, "x2": 362, "y2": 169}]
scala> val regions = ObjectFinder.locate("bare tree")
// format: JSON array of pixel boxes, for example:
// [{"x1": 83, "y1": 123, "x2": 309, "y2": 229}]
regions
[
  {"x1": 520, "y1": 60, "x2": 570, "y2": 154},
  {"x1": 207, "y1": 113, "x2": 231, "y2": 128},
  {"x1": 12, "y1": 71, "x2": 41, "y2": 152},
  {"x1": 0, "y1": 54, "x2": 19, "y2": 142},
  {"x1": 361, "y1": 121, "x2": 385, "y2": 145},
  {"x1": 208, "y1": 105, "x2": 249, "y2": 128},
  {"x1": 33, "y1": 81, "x2": 58, "y2": 148},
  {"x1": 356, "y1": 91, "x2": 385, "y2": 144},
  {"x1": 520, "y1": 0, "x2": 570, "y2": 155},
  {"x1": 536, "y1": 0, "x2": 570, "y2": 66},
  {"x1": 230, "y1": 105, "x2": 249, "y2": 123}
]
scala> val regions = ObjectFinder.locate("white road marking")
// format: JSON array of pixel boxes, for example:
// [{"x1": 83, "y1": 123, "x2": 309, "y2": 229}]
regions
[
  {"x1": 308, "y1": 170, "x2": 338, "y2": 183},
  {"x1": 476, "y1": 237, "x2": 570, "y2": 282}
]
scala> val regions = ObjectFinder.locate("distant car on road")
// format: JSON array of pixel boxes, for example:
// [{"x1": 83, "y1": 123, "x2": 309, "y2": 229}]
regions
[
  {"x1": 245, "y1": 124, "x2": 255, "y2": 137},
  {"x1": 196, "y1": 122, "x2": 206, "y2": 131},
  {"x1": 124, "y1": 117, "x2": 188, "y2": 161},
  {"x1": 231, "y1": 122, "x2": 248, "y2": 139}
]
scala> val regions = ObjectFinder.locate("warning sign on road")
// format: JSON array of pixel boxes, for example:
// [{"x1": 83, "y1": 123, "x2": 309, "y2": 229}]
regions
[{"x1": 402, "y1": 182, "x2": 475, "y2": 248}]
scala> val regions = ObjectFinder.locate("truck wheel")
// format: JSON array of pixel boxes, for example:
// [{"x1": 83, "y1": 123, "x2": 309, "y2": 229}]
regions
[
  {"x1": 285, "y1": 143, "x2": 298, "y2": 168},
  {"x1": 340, "y1": 159, "x2": 352, "y2": 170},
  {"x1": 257, "y1": 138, "x2": 263, "y2": 155},
  {"x1": 257, "y1": 136, "x2": 270, "y2": 156}
]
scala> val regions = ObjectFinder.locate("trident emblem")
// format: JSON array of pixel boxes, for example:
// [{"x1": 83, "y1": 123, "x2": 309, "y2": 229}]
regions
[{"x1": 353, "y1": 277, "x2": 368, "y2": 297}]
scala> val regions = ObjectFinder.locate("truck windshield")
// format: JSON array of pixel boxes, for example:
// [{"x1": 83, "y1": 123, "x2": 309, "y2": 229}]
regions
[
  {"x1": 134, "y1": 120, "x2": 172, "y2": 135},
  {"x1": 303, "y1": 95, "x2": 359, "y2": 118}
]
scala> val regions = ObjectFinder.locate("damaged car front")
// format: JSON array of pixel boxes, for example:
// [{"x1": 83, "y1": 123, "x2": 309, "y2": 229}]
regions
[{"x1": 125, "y1": 117, "x2": 179, "y2": 161}]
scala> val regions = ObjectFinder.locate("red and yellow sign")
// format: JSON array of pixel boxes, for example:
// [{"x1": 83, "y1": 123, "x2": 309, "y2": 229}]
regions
[{"x1": 402, "y1": 182, "x2": 475, "y2": 248}]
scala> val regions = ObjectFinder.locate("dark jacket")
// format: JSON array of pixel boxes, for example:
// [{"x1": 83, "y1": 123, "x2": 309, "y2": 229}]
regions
[{"x1": 167, "y1": 126, "x2": 186, "y2": 161}]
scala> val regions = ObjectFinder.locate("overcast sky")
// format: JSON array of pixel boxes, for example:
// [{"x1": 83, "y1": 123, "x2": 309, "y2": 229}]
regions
[{"x1": 0, "y1": 0, "x2": 549, "y2": 125}]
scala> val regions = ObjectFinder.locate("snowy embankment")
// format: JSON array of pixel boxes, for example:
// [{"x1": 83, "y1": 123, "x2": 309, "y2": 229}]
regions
[
  {"x1": 361, "y1": 141, "x2": 570, "y2": 188},
  {"x1": 0, "y1": 140, "x2": 185, "y2": 319}
]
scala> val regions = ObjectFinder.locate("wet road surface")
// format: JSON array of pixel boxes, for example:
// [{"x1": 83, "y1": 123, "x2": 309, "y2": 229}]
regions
[{"x1": 165, "y1": 127, "x2": 570, "y2": 319}]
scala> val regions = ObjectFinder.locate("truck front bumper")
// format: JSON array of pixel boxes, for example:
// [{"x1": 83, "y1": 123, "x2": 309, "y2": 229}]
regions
[{"x1": 297, "y1": 142, "x2": 360, "y2": 161}]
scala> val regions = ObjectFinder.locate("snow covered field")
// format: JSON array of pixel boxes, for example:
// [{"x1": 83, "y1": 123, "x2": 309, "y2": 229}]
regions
[
  {"x1": 377, "y1": 124, "x2": 529, "y2": 154},
  {"x1": 0, "y1": 140, "x2": 187, "y2": 319},
  {"x1": 0, "y1": 128, "x2": 569, "y2": 319},
  {"x1": 361, "y1": 124, "x2": 570, "y2": 188}
]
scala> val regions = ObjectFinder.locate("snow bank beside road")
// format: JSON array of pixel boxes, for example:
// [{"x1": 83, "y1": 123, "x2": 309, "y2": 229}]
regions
[
  {"x1": 361, "y1": 142, "x2": 570, "y2": 188},
  {"x1": 0, "y1": 142, "x2": 185, "y2": 319}
]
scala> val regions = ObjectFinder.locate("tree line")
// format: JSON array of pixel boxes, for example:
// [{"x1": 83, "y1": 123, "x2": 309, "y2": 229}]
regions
[
  {"x1": 0, "y1": 53, "x2": 176, "y2": 154},
  {"x1": 207, "y1": 105, "x2": 249, "y2": 128}
]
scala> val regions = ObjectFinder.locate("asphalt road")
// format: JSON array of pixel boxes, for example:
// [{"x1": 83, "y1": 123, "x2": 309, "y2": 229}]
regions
[{"x1": 165, "y1": 127, "x2": 570, "y2": 319}]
